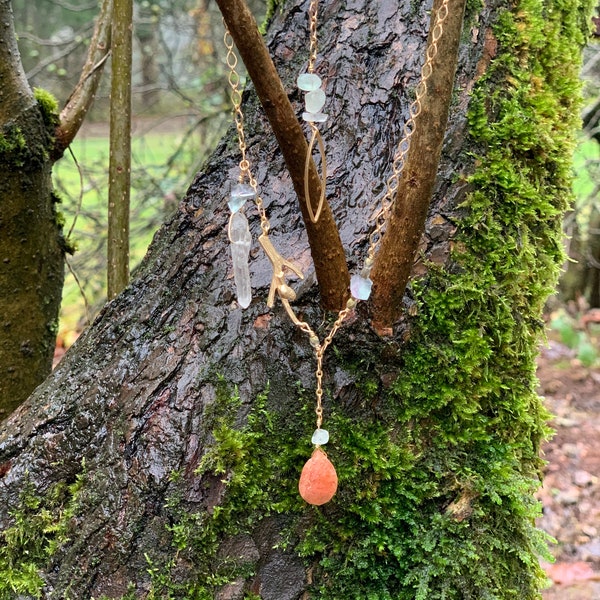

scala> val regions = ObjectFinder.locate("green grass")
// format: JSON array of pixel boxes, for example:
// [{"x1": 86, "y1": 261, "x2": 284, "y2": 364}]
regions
[{"x1": 572, "y1": 135, "x2": 600, "y2": 200}]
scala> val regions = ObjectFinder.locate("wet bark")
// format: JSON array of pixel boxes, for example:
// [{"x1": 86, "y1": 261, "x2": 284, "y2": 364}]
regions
[
  {"x1": 0, "y1": 0, "x2": 64, "y2": 419},
  {"x1": 0, "y1": 0, "x2": 586, "y2": 597}
]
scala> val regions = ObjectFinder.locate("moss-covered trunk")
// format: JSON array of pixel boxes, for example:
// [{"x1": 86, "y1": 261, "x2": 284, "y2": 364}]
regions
[
  {"x1": 0, "y1": 0, "x2": 592, "y2": 598},
  {"x1": 0, "y1": 0, "x2": 64, "y2": 419}
]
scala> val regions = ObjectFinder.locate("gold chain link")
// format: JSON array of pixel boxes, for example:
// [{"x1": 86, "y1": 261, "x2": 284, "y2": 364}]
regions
[
  {"x1": 366, "y1": 0, "x2": 450, "y2": 265},
  {"x1": 224, "y1": 24, "x2": 270, "y2": 235},
  {"x1": 307, "y1": 0, "x2": 319, "y2": 73}
]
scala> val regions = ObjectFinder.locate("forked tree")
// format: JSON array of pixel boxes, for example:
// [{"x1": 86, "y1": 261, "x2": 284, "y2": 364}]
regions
[
  {"x1": 0, "y1": 0, "x2": 593, "y2": 598},
  {"x1": 0, "y1": 0, "x2": 112, "y2": 418}
]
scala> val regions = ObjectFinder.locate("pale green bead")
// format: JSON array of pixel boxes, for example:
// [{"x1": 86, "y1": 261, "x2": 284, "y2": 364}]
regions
[
  {"x1": 302, "y1": 112, "x2": 328, "y2": 123},
  {"x1": 312, "y1": 428, "x2": 329, "y2": 445},
  {"x1": 305, "y1": 89, "x2": 326, "y2": 113},
  {"x1": 350, "y1": 274, "x2": 373, "y2": 300},
  {"x1": 228, "y1": 183, "x2": 255, "y2": 213},
  {"x1": 297, "y1": 73, "x2": 322, "y2": 91}
]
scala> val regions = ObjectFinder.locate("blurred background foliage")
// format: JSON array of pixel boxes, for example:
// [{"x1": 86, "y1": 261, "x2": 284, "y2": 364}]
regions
[
  {"x1": 12, "y1": 0, "x2": 267, "y2": 345},
  {"x1": 555, "y1": 40, "x2": 600, "y2": 368}
]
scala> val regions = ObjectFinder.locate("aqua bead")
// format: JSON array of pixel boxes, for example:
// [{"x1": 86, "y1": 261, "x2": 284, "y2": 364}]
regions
[
  {"x1": 350, "y1": 274, "x2": 373, "y2": 300},
  {"x1": 305, "y1": 89, "x2": 326, "y2": 113},
  {"x1": 302, "y1": 112, "x2": 328, "y2": 123},
  {"x1": 311, "y1": 428, "x2": 329, "y2": 445},
  {"x1": 297, "y1": 73, "x2": 322, "y2": 91},
  {"x1": 228, "y1": 183, "x2": 255, "y2": 213}
]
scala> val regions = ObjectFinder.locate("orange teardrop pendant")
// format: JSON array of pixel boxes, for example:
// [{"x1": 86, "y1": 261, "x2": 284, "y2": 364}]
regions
[{"x1": 299, "y1": 447, "x2": 338, "y2": 505}]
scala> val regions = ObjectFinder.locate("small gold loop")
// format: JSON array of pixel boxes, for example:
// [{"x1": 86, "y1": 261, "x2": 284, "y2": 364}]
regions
[{"x1": 304, "y1": 126, "x2": 327, "y2": 224}]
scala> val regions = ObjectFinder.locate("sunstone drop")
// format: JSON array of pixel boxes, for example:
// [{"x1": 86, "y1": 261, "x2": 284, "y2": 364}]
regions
[{"x1": 299, "y1": 447, "x2": 338, "y2": 505}]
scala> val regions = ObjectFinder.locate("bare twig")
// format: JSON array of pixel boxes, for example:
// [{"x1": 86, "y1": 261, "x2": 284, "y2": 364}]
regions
[
  {"x1": 48, "y1": 0, "x2": 99, "y2": 12},
  {"x1": 107, "y1": 0, "x2": 133, "y2": 299},
  {"x1": 54, "y1": 0, "x2": 113, "y2": 160},
  {"x1": 370, "y1": 0, "x2": 467, "y2": 331},
  {"x1": 18, "y1": 21, "x2": 95, "y2": 47},
  {"x1": 0, "y1": 0, "x2": 35, "y2": 123},
  {"x1": 215, "y1": 0, "x2": 350, "y2": 310},
  {"x1": 66, "y1": 146, "x2": 85, "y2": 241}
]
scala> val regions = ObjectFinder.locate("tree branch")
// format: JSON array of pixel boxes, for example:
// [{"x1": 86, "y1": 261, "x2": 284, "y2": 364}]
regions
[
  {"x1": 0, "y1": 0, "x2": 34, "y2": 125},
  {"x1": 370, "y1": 0, "x2": 467, "y2": 331},
  {"x1": 53, "y1": 0, "x2": 113, "y2": 160},
  {"x1": 215, "y1": 0, "x2": 350, "y2": 310},
  {"x1": 107, "y1": 0, "x2": 132, "y2": 299}
]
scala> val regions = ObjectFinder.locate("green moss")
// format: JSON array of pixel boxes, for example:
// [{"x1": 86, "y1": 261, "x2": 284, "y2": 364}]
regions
[
  {"x1": 0, "y1": 123, "x2": 28, "y2": 167},
  {"x1": 260, "y1": 0, "x2": 286, "y2": 34},
  {"x1": 34, "y1": 87, "x2": 60, "y2": 130},
  {"x1": 0, "y1": 468, "x2": 85, "y2": 599},
  {"x1": 51, "y1": 190, "x2": 77, "y2": 254}
]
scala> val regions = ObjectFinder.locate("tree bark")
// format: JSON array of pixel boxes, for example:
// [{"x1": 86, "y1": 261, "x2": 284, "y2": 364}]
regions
[
  {"x1": 370, "y1": 0, "x2": 466, "y2": 330},
  {"x1": 0, "y1": 0, "x2": 590, "y2": 597},
  {"x1": 0, "y1": 0, "x2": 64, "y2": 419}
]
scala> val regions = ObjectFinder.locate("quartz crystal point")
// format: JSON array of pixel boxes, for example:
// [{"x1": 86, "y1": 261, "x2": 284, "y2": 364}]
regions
[
  {"x1": 228, "y1": 183, "x2": 255, "y2": 214},
  {"x1": 299, "y1": 447, "x2": 338, "y2": 505},
  {"x1": 229, "y1": 211, "x2": 252, "y2": 308}
]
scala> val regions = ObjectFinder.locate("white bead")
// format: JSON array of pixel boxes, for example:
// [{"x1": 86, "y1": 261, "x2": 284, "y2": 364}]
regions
[
  {"x1": 228, "y1": 183, "x2": 255, "y2": 214},
  {"x1": 302, "y1": 112, "x2": 328, "y2": 123},
  {"x1": 350, "y1": 274, "x2": 373, "y2": 301},
  {"x1": 305, "y1": 89, "x2": 326, "y2": 113},
  {"x1": 297, "y1": 73, "x2": 322, "y2": 91},
  {"x1": 311, "y1": 428, "x2": 329, "y2": 445}
]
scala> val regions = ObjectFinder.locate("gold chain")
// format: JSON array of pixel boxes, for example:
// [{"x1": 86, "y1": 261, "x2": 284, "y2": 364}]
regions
[
  {"x1": 224, "y1": 25, "x2": 270, "y2": 235},
  {"x1": 307, "y1": 0, "x2": 319, "y2": 73},
  {"x1": 366, "y1": 0, "x2": 450, "y2": 265},
  {"x1": 223, "y1": 0, "x2": 450, "y2": 435}
]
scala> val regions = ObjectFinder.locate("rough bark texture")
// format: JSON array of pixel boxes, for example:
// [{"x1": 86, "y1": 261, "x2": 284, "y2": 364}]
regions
[
  {"x1": 0, "y1": 0, "x2": 591, "y2": 598},
  {"x1": 370, "y1": 0, "x2": 466, "y2": 329},
  {"x1": 0, "y1": 0, "x2": 64, "y2": 419}
]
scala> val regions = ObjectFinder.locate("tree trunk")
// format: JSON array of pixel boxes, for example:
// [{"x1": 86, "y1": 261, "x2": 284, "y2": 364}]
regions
[
  {"x1": 0, "y1": 0, "x2": 64, "y2": 419},
  {"x1": 0, "y1": 0, "x2": 591, "y2": 598},
  {"x1": 0, "y1": 0, "x2": 111, "y2": 417}
]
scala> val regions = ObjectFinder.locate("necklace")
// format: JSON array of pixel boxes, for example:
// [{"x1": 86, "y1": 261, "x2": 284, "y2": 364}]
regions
[{"x1": 224, "y1": 0, "x2": 449, "y2": 505}]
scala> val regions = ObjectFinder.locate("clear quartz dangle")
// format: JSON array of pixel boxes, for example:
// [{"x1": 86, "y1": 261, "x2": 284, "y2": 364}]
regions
[
  {"x1": 228, "y1": 183, "x2": 256, "y2": 214},
  {"x1": 228, "y1": 211, "x2": 252, "y2": 308}
]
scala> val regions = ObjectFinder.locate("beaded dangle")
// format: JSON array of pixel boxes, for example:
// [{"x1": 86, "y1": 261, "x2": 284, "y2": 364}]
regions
[
  {"x1": 223, "y1": 0, "x2": 450, "y2": 505},
  {"x1": 298, "y1": 0, "x2": 328, "y2": 224}
]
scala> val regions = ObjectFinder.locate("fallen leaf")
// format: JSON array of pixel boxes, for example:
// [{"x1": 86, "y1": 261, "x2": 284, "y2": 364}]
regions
[{"x1": 544, "y1": 562, "x2": 599, "y2": 585}]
